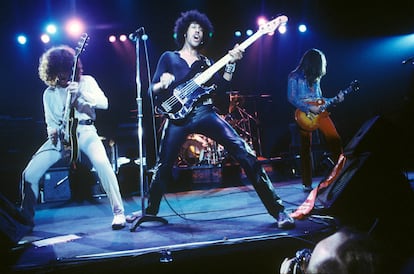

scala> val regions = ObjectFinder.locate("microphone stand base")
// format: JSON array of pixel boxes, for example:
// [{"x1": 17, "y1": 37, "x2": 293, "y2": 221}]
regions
[{"x1": 130, "y1": 215, "x2": 168, "y2": 232}]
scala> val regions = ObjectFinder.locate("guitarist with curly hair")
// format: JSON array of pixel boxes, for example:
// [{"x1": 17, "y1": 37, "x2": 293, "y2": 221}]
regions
[
  {"x1": 287, "y1": 48, "x2": 346, "y2": 192},
  {"x1": 20, "y1": 43, "x2": 126, "y2": 231}
]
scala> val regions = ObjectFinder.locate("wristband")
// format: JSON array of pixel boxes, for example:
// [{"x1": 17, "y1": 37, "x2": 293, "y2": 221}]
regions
[{"x1": 225, "y1": 63, "x2": 236, "y2": 74}]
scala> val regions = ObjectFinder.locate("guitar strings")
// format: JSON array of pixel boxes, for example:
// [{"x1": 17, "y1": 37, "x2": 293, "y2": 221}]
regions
[{"x1": 161, "y1": 80, "x2": 198, "y2": 111}]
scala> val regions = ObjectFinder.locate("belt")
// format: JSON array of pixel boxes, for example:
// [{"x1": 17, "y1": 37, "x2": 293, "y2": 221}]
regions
[
  {"x1": 195, "y1": 98, "x2": 213, "y2": 108},
  {"x1": 78, "y1": 119, "x2": 95, "y2": 125},
  {"x1": 202, "y1": 98, "x2": 213, "y2": 105}
]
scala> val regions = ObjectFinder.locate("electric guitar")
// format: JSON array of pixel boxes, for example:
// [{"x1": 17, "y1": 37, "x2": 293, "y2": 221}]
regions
[
  {"x1": 295, "y1": 80, "x2": 360, "y2": 131},
  {"x1": 62, "y1": 33, "x2": 89, "y2": 166},
  {"x1": 154, "y1": 15, "x2": 288, "y2": 120}
]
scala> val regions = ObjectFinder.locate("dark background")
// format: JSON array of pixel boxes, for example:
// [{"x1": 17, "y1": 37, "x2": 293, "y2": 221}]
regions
[{"x1": 1, "y1": 0, "x2": 414, "y2": 200}]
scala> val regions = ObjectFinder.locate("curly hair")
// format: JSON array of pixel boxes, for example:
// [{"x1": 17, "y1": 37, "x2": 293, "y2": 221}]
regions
[
  {"x1": 296, "y1": 48, "x2": 326, "y2": 87},
  {"x1": 38, "y1": 45, "x2": 82, "y2": 87},
  {"x1": 173, "y1": 9, "x2": 214, "y2": 49}
]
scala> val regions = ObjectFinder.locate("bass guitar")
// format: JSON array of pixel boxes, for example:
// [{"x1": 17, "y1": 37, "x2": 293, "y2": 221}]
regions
[
  {"x1": 154, "y1": 15, "x2": 288, "y2": 120},
  {"x1": 62, "y1": 33, "x2": 89, "y2": 166},
  {"x1": 295, "y1": 80, "x2": 360, "y2": 131}
]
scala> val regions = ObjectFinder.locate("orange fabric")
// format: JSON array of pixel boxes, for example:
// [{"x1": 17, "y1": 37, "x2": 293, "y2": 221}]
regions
[{"x1": 290, "y1": 153, "x2": 347, "y2": 219}]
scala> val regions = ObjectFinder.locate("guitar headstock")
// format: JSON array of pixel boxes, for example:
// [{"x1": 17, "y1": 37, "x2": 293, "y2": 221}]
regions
[
  {"x1": 75, "y1": 33, "x2": 89, "y2": 58},
  {"x1": 258, "y1": 15, "x2": 288, "y2": 35},
  {"x1": 341, "y1": 80, "x2": 360, "y2": 96},
  {"x1": 348, "y1": 80, "x2": 360, "y2": 93}
]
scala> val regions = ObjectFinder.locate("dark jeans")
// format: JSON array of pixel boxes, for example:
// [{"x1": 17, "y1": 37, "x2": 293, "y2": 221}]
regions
[{"x1": 146, "y1": 104, "x2": 285, "y2": 219}]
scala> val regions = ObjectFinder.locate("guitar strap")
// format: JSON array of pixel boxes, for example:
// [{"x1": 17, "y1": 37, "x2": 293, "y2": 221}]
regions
[
  {"x1": 200, "y1": 55, "x2": 212, "y2": 67},
  {"x1": 290, "y1": 153, "x2": 347, "y2": 219}
]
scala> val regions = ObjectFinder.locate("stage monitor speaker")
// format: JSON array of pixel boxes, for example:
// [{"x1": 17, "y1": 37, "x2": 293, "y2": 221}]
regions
[
  {"x1": 315, "y1": 152, "x2": 414, "y2": 231},
  {"x1": 344, "y1": 115, "x2": 411, "y2": 163},
  {"x1": 0, "y1": 192, "x2": 32, "y2": 250}
]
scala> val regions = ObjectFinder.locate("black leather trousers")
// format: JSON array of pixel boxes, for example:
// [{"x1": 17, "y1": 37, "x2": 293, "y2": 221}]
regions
[{"x1": 146, "y1": 105, "x2": 285, "y2": 219}]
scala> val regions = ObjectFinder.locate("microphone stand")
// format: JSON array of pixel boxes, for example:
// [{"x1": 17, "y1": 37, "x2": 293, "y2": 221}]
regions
[
  {"x1": 130, "y1": 28, "x2": 167, "y2": 232},
  {"x1": 402, "y1": 56, "x2": 414, "y2": 65}
]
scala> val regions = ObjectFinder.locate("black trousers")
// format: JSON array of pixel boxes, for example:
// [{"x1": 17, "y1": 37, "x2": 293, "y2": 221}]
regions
[{"x1": 146, "y1": 104, "x2": 285, "y2": 219}]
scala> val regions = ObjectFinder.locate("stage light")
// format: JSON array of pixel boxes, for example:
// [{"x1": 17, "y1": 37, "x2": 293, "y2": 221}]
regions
[
  {"x1": 257, "y1": 16, "x2": 267, "y2": 27},
  {"x1": 45, "y1": 24, "x2": 57, "y2": 34},
  {"x1": 246, "y1": 29, "x2": 253, "y2": 36},
  {"x1": 234, "y1": 31, "x2": 242, "y2": 37},
  {"x1": 109, "y1": 35, "x2": 116, "y2": 43},
  {"x1": 40, "y1": 34, "x2": 50, "y2": 44},
  {"x1": 17, "y1": 35, "x2": 27, "y2": 45},
  {"x1": 298, "y1": 24, "x2": 307, "y2": 33},
  {"x1": 278, "y1": 25, "x2": 287, "y2": 34},
  {"x1": 65, "y1": 18, "x2": 85, "y2": 37},
  {"x1": 141, "y1": 34, "x2": 148, "y2": 41},
  {"x1": 119, "y1": 34, "x2": 127, "y2": 42}
]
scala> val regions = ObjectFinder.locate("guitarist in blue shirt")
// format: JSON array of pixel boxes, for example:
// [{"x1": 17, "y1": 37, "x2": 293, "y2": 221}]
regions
[
  {"x1": 20, "y1": 45, "x2": 126, "y2": 230},
  {"x1": 126, "y1": 10, "x2": 294, "y2": 229},
  {"x1": 287, "y1": 48, "x2": 345, "y2": 192}
]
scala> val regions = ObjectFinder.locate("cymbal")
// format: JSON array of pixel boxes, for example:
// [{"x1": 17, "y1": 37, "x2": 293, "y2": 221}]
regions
[{"x1": 227, "y1": 93, "x2": 272, "y2": 98}]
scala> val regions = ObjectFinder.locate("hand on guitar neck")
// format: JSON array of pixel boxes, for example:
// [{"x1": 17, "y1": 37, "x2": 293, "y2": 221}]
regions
[
  {"x1": 295, "y1": 80, "x2": 359, "y2": 131},
  {"x1": 62, "y1": 32, "x2": 89, "y2": 165}
]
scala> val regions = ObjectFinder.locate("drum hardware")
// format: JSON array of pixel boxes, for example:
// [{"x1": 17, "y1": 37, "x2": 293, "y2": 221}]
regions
[
  {"x1": 225, "y1": 105, "x2": 257, "y2": 150},
  {"x1": 225, "y1": 91, "x2": 271, "y2": 156}
]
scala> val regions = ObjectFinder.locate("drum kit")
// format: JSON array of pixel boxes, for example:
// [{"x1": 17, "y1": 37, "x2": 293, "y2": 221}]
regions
[
  {"x1": 177, "y1": 134, "x2": 226, "y2": 167},
  {"x1": 176, "y1": 91, "x2": 270, "y2": 167}
]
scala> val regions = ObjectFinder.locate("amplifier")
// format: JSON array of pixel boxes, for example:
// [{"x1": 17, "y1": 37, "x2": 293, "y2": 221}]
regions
[{"x1": 40, "y1": 167, "x2": 71, "y2": 203}]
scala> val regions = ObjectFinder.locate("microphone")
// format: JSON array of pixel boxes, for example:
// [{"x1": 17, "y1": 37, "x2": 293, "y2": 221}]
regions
[
  {"x1": 402, "y1": 56, "x2": 414, "y2": 65},
  {"x1": 129, "y1": 27, "x2": 144, "y2": 41}
]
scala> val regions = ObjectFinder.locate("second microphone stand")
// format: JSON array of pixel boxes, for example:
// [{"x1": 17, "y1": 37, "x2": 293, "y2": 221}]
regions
[{"x1": 129, "y1": 29, "x2": 167, "y2": 232}]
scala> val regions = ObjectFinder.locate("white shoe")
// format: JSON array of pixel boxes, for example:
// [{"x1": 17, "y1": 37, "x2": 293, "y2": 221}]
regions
[{"x1": 111, "y1": 214, "x2": 126, "y2": 230}]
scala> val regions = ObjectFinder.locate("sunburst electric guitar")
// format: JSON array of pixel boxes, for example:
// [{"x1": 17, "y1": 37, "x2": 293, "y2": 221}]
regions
[
  {"x1": 62, "y1": 33, "x2": 89, "y2": 167},
  {"x1": 154, "y1": 15, "x2": 288, "y2": 120},
  {"x1": 295, "y1": 80, "x2": 360, "y2": 131}
]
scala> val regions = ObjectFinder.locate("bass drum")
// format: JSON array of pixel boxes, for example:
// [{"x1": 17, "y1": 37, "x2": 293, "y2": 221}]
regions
[{"x1": 176, "y1": 134, "x2": 209, "y2": 166}]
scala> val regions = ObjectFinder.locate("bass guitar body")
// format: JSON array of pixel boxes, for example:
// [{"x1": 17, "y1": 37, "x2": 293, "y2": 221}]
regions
[{"x1": 154, "y1": 63, "x2": 216, "y2": 120}]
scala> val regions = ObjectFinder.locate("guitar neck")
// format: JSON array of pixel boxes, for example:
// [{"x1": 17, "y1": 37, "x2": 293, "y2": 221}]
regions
[
  {"x1": 62, "y1": 90, "x2": 72, "y2": 120},
  {"x1": 321, "y1": 83, "x2": 357, "y2": 111},
  {"x1": 193, "y1": 30, "x2": 264, "y2": 85},
  {"x1": 62, "y1": 57, "x2": 78, "y2": 123}
]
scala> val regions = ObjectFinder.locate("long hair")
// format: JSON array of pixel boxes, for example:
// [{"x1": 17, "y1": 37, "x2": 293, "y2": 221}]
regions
[
  {"x1": 294, "y1": 48, "x2": 325, "y2": 87},
  {"x1": 173, "y1": 9, "x2": 214, "y2": 50},
  {"x1": 38, "y1": 45, "x2": 83, "y2": 87}
]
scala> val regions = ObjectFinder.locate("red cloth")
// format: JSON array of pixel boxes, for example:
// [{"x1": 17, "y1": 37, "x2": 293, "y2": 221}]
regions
[{"x1": 290, "y1": 153, "x2": 347, "y2": 219}]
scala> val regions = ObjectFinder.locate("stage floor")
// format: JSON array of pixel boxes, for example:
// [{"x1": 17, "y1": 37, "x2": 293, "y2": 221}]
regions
[
  {"x1": 4, "y1": 176, "x2": 343, "y2": 274},
  {"x1": 3, "y1": 169, "x2": 414, "y2": 274}
]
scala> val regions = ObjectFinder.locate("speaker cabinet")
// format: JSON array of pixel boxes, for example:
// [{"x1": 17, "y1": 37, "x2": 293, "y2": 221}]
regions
[
  {"x1": 344, "y1": 115, "x2": 412, "y2": 166},
  {"x1": 316, "y1": 152, "x2": 413, "y2": 220},
  {"x1": 41, "y1": 168, "x2": 71, "y2": 203},
  {"x1": 315, "y1": 115, "x2": 414, "y2": 231},
  {"x1": 0, "y1": 193, "x2": 32, "y2": 249}
]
